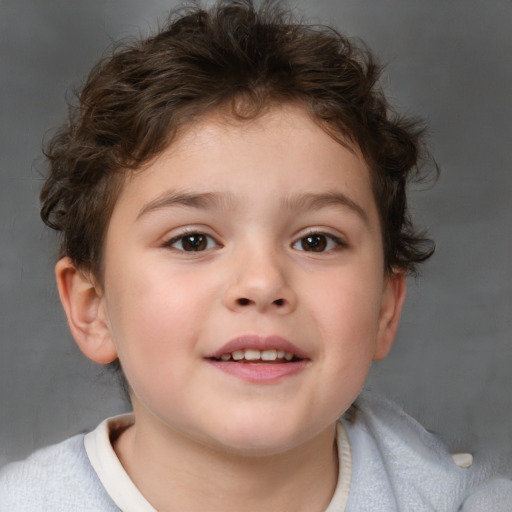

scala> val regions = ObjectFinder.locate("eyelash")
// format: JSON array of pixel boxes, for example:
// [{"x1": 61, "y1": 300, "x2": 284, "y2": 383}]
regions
[
  {"x1": 292, "y1": 232, "x2": 346, "y2": 253},
  {"x1": 163, "y1": 231, "x2": 220, "y2": 252},
  {"x1": 162, "y1": 230, "x2": 347, "y2": 254}
]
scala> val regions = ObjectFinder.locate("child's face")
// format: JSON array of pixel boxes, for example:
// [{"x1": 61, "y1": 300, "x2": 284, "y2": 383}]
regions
[{"x1": 94, "y1": 105, "x2": 404, "y2": 455}]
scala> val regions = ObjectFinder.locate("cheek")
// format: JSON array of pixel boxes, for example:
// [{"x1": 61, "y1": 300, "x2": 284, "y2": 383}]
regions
[
  {"x1": 104, "y1": 261, "x2": 220, "y2": 382},
  {"x1": 310, "y1": 268, "x2": 382, "y2": 329},
  {"x1": 104, "y1": 269, "x2": 186, "y2": 369},
  {"x1": 306, "y1": 269, "x2": 384, "y2": 370}
]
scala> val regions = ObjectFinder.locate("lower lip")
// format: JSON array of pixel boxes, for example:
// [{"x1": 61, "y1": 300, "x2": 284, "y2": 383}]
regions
[{"x1": 206, "y1": 360, "x2": 308, "y2": 383}]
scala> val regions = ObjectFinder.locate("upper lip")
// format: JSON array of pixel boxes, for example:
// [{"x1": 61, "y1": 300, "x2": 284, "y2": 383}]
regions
[{"x1": 205, "y1": 334, "x2": 309, "y2": 360}]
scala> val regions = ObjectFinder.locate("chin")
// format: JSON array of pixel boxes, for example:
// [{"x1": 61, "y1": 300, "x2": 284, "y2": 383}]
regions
[
  {"x1": 206, "y1": 419, "x2": 317, "y2": 458},
  {"x1": 215, "y1": 437, "x2": 302, "y2": 458}
]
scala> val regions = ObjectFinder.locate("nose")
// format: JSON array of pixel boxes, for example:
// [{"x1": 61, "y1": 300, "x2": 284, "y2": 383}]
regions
[{"x1": 222, "y1": 247, "x2": 297, "y2": 314}]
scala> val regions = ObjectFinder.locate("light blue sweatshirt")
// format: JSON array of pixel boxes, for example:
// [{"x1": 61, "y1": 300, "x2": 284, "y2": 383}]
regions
[{"x1": 1, "y1": 392, "x2": 510, "y2": 511}]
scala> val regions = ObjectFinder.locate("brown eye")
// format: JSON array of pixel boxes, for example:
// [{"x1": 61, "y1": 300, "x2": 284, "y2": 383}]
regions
[
  {"x1": 181, "y1": 234, "x2": 207, "y2": 251},
  {"x1": 168, "y1": 233, "x2": 217, "y2": 252},
  {"x1": 293, "y1": 233, "x2": 344, "y2": 252},
  {"x1": 301, "y1": 234, "x2": 327, "y2": 252}
]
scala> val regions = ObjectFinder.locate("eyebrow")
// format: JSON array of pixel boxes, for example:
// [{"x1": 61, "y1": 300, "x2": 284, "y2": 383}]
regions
[
  {"x1": 281, "y1": 192, "x2": 369, "y2": 224},
  {"x1": 137, "y1": 189, "x2": 368, "y2": 224},
  {"x1": 137, "y1": 191, "x2": 236, "y2": 220}
]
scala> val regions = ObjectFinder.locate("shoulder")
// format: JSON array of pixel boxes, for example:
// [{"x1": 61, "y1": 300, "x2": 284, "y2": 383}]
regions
[
  {"x1": 0, "y1": 434, "x2": 119, "y2": 512},
  {"x1": 341, "y1": 390, "x2": 512, "y2": 511}
]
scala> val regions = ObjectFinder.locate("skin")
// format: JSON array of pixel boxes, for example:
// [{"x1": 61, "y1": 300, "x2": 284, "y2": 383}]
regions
[{"x1": 56, "y1": 105, "x2": 406, "y2": 511}]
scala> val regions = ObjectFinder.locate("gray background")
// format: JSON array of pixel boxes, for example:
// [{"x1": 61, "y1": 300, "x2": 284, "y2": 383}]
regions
[{"x1": 1, "y1": 0, "x2": 511, "y2": 472}]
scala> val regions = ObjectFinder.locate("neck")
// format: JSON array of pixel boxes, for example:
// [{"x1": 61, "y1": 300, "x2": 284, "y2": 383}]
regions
[{"x1": 114, "y1": 414, "x2": 339, "y2": 512}]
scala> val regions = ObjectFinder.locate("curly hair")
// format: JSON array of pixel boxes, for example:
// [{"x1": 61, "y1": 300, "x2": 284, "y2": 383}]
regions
[{"x1": 40, "y1": 0, "x2": 434, "y2": 280}]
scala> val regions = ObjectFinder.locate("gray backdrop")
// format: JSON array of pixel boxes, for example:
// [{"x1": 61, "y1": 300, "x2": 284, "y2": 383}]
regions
[{"x1": 1, "y1": 0, "x2": 511, "y2": 472}]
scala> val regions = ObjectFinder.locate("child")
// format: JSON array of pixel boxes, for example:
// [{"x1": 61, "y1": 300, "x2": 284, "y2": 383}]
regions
[{"x1": 1, "y1": 1, "x2": 510, "y2": 510}]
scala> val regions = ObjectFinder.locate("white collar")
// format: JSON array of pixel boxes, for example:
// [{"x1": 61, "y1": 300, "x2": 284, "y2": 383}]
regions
[
  {"x1": 84, "y1": 414, "x2": 156, "y2": 512},
  {"x1": 84, "y1": 414, "x2": 351, "y2": 512}
]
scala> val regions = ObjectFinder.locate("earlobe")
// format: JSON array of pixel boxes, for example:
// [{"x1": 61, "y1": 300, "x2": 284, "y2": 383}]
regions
[
  {"x1": 373, "y1": 272, "x2": 407, "y2": 361},
  {"x1": 55, "y1": 257, "x2": 118, "y2": 364}
]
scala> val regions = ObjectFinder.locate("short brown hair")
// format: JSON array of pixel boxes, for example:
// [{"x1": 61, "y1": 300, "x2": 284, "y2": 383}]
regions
[{"x1": 41, "y1": 0, "x2": 434, "y2": 280}]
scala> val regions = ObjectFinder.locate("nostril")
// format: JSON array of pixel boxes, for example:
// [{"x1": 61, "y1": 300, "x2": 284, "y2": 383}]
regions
[{"x1": 235, "y1": 297, "x2": 286, "y2": 307}]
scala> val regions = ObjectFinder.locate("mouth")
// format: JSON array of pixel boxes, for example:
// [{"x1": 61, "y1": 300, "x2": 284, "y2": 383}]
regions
[
  {"x1": 205, "y1": 335, "x2": 308, "y2": 362},
  {"x1": 205, "y1": 335, "x2": 308, "y2": 382},
  {"x1": 209, "y1": 348, "x2": 302, "y2": 363}
]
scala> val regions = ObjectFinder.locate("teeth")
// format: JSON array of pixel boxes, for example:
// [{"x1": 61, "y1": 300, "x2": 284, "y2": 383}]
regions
[
  {"x1": 261, "y1": 349, "x2": 277, "y2": 361},
  {"x1": 232, "y1": 350, "x2": 244, "y2": 361},
  {"x1": 216, "y1": 349, "x2": 296, "y2": 362},
  {"x1": 245, "y1": 349, "x2": 261, "y2": 361}
]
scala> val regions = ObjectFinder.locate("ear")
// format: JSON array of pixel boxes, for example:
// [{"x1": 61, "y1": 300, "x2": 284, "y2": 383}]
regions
[
  {"x1": 55, "y1": 257, "x2": 118, "y2": 364},
  {"x1": 373, "y1": 272, "x2": 407, "y2": 361}
]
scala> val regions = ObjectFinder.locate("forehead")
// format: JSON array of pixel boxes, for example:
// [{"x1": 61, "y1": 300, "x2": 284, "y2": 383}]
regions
[{"x1": 116, "y1": 105, "x2": 378, "y2": 223}]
